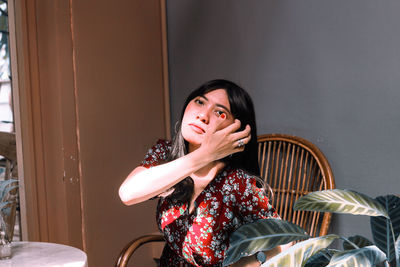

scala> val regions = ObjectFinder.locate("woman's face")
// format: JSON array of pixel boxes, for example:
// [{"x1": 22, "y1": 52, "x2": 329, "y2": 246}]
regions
[{"x1": 181, "y1": 89, "x2": 235, "y2": 152}]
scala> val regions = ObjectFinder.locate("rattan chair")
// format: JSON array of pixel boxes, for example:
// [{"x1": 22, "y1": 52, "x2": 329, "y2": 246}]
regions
[
  {"x1": 115, "y1": 234, "x2": 165, "y2": 267},
  {"x1": 257, "y1": 134, "x2": 335, "y2": 237},
  {"x1": 115, "y1": 134, "x2": 335, "y2": 266}
]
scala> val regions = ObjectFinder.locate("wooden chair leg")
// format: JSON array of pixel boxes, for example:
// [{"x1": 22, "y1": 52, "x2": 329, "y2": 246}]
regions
[{"x1": 115, "y1": 234, "x2": 165, "y2": 267}]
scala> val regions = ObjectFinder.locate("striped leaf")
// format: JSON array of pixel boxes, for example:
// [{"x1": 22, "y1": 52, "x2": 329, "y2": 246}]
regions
[
  {"x1": 294, "y1": 189, "x2": 389, "y2": 218},
  {"x1": 223, "y1": 219, "x2": 309, "y2": 266},
  {"x1": 343, "y1": 235, "x2": 373, "y2": 250},
  {"x1": 370, "y1": 195, "x2": 400, "y2": 262},
  {"x1": 0, "y1": 201, "x2": 9, "y2": 211},
  {"x1": 0, "y1": 179, "x2": 18, "y2": 201},
  {"x1": 1, "y1": 185, "x2": 18, "y2": 203},
  {"x1": 304, "y1": 248, "x2": 340, "y2": 267},
  {"x1": 326, "y1": 245, "x2": 386, "y2": 267},
  {"x1": 261, "y1": 234, "x2": 338, "y2": 267}
]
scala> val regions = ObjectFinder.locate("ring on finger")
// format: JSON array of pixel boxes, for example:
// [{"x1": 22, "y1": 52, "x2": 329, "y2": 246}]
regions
[{"x1": 237, "y1": 139, "x2": 245, "y2": 148}]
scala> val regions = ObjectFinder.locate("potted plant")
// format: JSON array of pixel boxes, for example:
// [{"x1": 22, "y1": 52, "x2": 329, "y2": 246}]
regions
[
  {"x1": 223, "y1": 189, "x2": 400, "y2": 267},
  {"x1": 0, "y1": 179, "x2": 18, "y2": 259}
]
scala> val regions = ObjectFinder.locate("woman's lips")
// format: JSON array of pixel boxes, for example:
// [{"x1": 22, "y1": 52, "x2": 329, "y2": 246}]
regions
[{"x1": 189, "y1": 123, "x2": 205, "y2": 133}]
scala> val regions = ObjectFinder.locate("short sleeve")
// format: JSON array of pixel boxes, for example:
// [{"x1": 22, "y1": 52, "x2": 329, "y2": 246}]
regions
[
  {"x1": 234, "y1": 172, "x2": 280, "y2": 223},
  {"x1": 140, "y1": 139, "x2": 171, "y2": 168}
]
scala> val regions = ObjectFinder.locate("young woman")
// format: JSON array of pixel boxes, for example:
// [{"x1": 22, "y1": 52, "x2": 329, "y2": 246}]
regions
[{"x1": 119, "y1": 79, "x2": 280, "y2": 266}]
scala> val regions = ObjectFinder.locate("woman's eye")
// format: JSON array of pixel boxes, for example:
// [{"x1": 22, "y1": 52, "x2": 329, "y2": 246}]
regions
[
  {"x1": 194, "y1": 99, "x2": 204, "y2": 105},
  {"x1": 216, "y1": 110, "x2": 226, "y2": 119}
]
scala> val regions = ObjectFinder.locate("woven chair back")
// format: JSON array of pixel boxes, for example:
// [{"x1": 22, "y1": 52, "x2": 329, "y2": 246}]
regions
[{"x1": 257, "y1": 134, "x2": 335, "y2": 236}]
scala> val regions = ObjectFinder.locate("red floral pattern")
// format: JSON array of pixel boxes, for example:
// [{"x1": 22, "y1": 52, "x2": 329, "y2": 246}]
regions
[{"x1": 141, "y1": 140, "x2": 279, "y2": 266}]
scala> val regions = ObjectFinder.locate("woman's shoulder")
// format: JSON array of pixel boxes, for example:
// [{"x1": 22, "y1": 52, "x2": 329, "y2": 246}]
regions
[
  {"x1": 141, "y1": 139, "x2": 172, "y2": 168},
  {"x1": 147, "y1": 139, "x2": 172, "y2": 153},
  {"x1": 224, "y1": 167, "x2": 258, "y2": 184},
  {"x1": 155, "y1": 139, "x2": 172, "y2": 149},
  {"x1": 219, "y1": 167, "x2": 259, "y2": 194}
]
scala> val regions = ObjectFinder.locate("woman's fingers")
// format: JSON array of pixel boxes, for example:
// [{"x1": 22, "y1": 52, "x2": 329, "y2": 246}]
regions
[
  {"x1": 217, "y1": 119, "x2": 241, "y2": 134},
  {"x1": 230, "y1": 124, "x2": 251, "y2": 144},
  {"x1": 215, "y1": 120, "x2": 251, "y2": 150},
  {"x1": 233, "y1": 134, "x2": 251, "y2": 152},
  {"x1": 200, "y1": 119, "x2": 252, "y2": 161},
  {"x1": 216, "y1": 119, "x2": 250, "y2": 141}
]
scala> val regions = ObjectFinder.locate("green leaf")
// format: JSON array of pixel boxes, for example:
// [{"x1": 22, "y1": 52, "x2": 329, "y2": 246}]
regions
[
  {"x1": 294, "y1": 189, "x2": 389, "y2": 218},
  {"x1": 1, "y1": 205, "x2": 11, "y2": 216},
  {"x1": 223, "y1": 219, "x2": 309, "y2": 266},
  {"x1": 304, "y1": 248, "x2": 339, "y2": 267},
  {"x1": 343, "y1": 235, "x2": 373, "y2": 250},
  {"x1": 0, "y1": 201, "x2": 10, "y2": 211},
  {"x1": 326, "y1": 245, "x2": 387, "y2": 267},
  {"x1": 1, "y1": 185, "x2": 18, "y2": 202},
  {"x1": 370, "y1": 195, "x2": 400, "y2": 262},
  {"x1": 0, "y1": 179, "x2": 18, "y2": 200},
  {"x1": 261, "y1": 234, "x2": 338, "y2": 267}
]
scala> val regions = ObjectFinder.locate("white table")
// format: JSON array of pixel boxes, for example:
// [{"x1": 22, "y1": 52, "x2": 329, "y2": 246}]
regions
[{"x1": 0, "y1": 241, "x2": 88, "y2": 267}]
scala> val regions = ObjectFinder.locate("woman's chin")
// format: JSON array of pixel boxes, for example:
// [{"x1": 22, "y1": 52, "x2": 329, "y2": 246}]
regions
[
  {"x1": 182, "y1": 132, "x2": 203, "y2": 146},
  {"x1": 183, "y1": 137, "x2": 202, "y2": 152}
]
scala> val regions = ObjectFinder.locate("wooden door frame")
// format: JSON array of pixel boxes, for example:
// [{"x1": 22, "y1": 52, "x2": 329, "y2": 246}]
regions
[
  {"x1": 9, "y1": 0, "x2": 84, "y2": 247},
  {"x1": 8, "y1": 0, "x2": 170, "y2": 250},
  {"x1": 9, "y1": 0, "x2": 44, "y2": 242}
]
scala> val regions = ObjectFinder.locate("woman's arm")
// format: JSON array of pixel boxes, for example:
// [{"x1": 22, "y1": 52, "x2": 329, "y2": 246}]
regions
[
  {"x1": 119, "y1": 148, "x2": 214, "y2": 205},
  {"x1": 119, "y1": 120, "x2": 251, "y2": 205}
]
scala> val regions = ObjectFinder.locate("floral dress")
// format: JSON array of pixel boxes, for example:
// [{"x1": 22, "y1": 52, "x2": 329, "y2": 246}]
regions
[{"x1": 141, "y1": 140, "x2": 279, "y2": 267}]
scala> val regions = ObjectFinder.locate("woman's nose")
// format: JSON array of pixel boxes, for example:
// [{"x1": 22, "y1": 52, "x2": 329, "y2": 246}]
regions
[{"x1": 197, "y1": 112, "x2": 209, "y2": 124}]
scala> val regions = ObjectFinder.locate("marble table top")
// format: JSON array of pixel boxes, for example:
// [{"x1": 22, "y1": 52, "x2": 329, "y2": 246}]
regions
[{"x1": 0, "y1": 241, "x2": 88, "y2": 267}]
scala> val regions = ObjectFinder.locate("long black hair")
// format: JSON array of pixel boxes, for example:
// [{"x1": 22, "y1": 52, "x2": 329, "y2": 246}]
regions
[{"x1": 167, "y1": 79, "x2": 260, "y2": 203}]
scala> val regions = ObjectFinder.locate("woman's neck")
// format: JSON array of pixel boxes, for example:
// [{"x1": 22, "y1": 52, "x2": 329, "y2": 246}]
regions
[
  {"x1": 188, "y1": 142, "x2": 200, "y2": 153},
  {"x1": 192, "y1": 161, "x2": 225, "y2": 178},
  {"x1": 188, "y1": 143, "x2": 225, "y2": 192},
  {"x1": 191, "y1": 161, "x2": 225, "y2": 194}
]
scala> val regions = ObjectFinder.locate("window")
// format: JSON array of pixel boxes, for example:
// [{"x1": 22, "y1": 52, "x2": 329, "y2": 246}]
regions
[{"x1": 0, "y1": 0, "x2": 12, "y2": 133}]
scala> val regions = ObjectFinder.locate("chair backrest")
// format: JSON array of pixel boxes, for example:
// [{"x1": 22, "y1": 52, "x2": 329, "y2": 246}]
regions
[{"x1": 257, "y1": 134, "x2": 335, "y2": 237}]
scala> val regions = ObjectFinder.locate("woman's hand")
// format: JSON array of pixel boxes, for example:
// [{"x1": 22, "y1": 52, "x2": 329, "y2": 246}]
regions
[{"x1": 198, "y1": 119, "x2": 251, "y2": 162}]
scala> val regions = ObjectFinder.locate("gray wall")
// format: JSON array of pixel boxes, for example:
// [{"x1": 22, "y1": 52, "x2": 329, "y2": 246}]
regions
[{"x1": 166, "y1": 1, "x2": 400, "y2": 239}]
